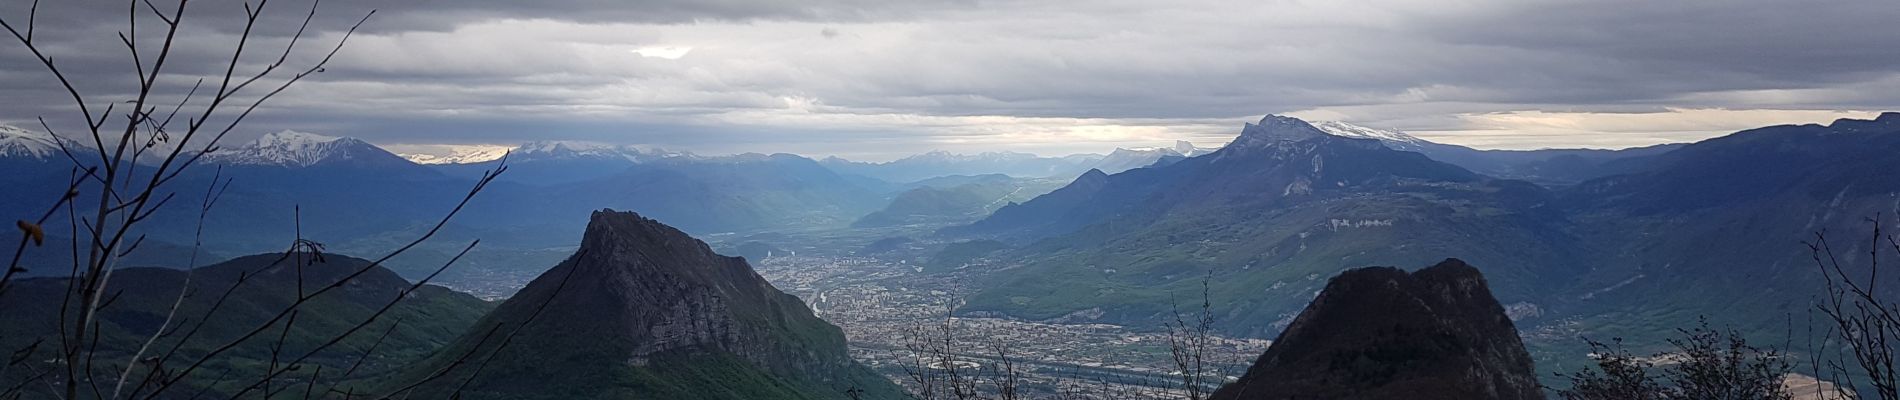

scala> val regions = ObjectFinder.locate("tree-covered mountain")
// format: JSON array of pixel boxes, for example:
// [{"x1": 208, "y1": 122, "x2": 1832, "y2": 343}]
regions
[
  {"x1": 392, "y1": 210, "x2": 901, "y2": 399},
  {"x1": 942, "y1": 112, "x2": 1900, "y2": 383},
  {"x1": 948, "y1": 115, "x2": 1579, "y2": 337},
  {"x1": 1524, "y1": 112, "x2": 1900, "y2": 370},
  {"x1": 1310, "y1": 120, "x2": 1682, "y2": 186},
  {"x1": 0, "y1": 253, "x2": 492, "y2": 397}
]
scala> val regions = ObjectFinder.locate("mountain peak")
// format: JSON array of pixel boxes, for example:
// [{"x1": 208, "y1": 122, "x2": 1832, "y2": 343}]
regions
[
  {"x1": 1173, "y1": 140, "x2": 1198, "y2": 155},
  {"x1": 1233, "y1": 115, "x2": 1327, "y2": 146},
  {"x1": 207, "y1": 130, "x2": 408, "y2": 168},
  {"x1": 1211, "y1": 259, "x2": 1542, "y2": 400},
  {"x1": 253, "y1": 130, "x2": 344, "y2": 147},
  {"x1": 410, "y1": 208, "x2": 901, "y2": 397},
  {"x1": 579, "y1": 209, "x2": 705, "y2": 262}
]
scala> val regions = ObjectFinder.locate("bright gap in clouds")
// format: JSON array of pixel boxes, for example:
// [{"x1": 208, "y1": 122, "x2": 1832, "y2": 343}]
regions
[
  {"x1": 1410, "y1": 108, "x2": 1884, "y2": 150},
  {"x1": 631, "y1": 46, "x2": 693, "y2": 59}
]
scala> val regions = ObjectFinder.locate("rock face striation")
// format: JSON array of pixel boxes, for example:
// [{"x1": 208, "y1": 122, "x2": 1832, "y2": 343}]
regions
[
  {"x1": 398, "y1": 209, "x2": 899, "y2": 399},
  {"x1": 1211, "y1": 259, "x2": 1543, "y2": 400}
]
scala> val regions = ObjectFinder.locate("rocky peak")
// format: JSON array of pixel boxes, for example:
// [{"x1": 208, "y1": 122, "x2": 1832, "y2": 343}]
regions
[
  {"x1": 413, "y1": 209, "x2": 896, "y2": 398},
  {"x1": 580, "y1": 209, "x2": 702, "y2": 257},
  {"x1": 1211, "y1": 259, "x2": 1543, "y2": 400},
  {"x1": 1174, "y1": 140, "x2": 1197, "y2": 154},
  {"x1": 1235, "y1": 115, "x2": 1327, "y2": 144}
]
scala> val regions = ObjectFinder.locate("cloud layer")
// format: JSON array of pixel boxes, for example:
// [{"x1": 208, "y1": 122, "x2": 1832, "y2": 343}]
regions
[{"x1": 1, "y1": 0, "x2": 1893, "y2": 159}]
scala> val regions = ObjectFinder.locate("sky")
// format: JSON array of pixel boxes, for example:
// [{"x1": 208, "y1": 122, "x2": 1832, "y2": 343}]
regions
[{"x1": 0, "y1": 0, "x2": 1894, "y2": 161}]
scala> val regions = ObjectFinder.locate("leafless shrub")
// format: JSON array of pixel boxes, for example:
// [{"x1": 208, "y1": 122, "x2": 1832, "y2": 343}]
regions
[
  {"x1": 1808, "y1": 217, "x2": 1900, "y2": 400},
  {"x1": 1556, "y1": 318, "x2": 1792, "y2": 400},
  {"x1": 893, "y1": 294, "x2": 1080, "y2": 400},
  {"x1": 0, "y1": 1, "x2": 552, "y2": 398},
  {"x1": 1164, "y1": 274, "x2": 1222, "y2": 400}
]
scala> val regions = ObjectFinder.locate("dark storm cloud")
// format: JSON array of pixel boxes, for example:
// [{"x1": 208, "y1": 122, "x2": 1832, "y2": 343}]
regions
[
  {"x1": 0, "y1": 0, "x2": 1894, "y2": 156},
  {"x1": 1405, "y1": 0, "x2": 1900, "y2": 106}
]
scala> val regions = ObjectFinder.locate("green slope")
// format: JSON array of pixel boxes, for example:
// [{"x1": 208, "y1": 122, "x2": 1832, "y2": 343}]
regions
[{"x1": 0, "y1": 253, "x2": 492, "y2": 398}]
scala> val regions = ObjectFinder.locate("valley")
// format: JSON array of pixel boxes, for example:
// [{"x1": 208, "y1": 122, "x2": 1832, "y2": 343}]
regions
[
  {"x1": 752, "y1": 252, "x2": 1268, "y2": 396},
  {"x1": 2, "y1": 2, "x2": 1886, "y2": 397}
]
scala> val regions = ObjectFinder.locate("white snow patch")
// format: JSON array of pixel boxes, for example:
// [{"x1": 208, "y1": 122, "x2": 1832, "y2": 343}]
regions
[{"x1": 1310, "y1": 121, "x2": 1430, "y2": 147}]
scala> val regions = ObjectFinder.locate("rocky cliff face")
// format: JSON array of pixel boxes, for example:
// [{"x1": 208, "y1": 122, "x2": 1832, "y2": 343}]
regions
[
  {"x1": 1210, "y1": 259, "x2": 1543, "y2": 400},
  {"x1": 396, "y1": 209, "x2": 900, "y2": 399}
]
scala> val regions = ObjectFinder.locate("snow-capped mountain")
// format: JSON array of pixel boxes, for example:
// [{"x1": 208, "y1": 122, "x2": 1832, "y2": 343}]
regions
[
  {"x1": 205, "y1": 130, "x2": 413, "y2": 168},
  {"x1": 0, "y1": 125, "x2": 88, "y2": 160},
  {"x1": 1049, "y1": 141, "x2": 1216, "y2": 174},
  {"x1": 1309, "y1": 120, "x2": 1431, "y2": 150},
  {"x1": 505, "y1": 141, "x2": 694, "y2": 163},
  {"x1": 422, "y1": 141, "x2": 702, "y2": 184},
  {"x1": 397, "y1": 146, "x2": 512, "y2": 165}
]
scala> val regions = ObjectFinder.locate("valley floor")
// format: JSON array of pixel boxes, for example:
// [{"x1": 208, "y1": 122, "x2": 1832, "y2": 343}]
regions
[{"x1": 751, "y1": 254, "x2": 1269, "y2": 396}]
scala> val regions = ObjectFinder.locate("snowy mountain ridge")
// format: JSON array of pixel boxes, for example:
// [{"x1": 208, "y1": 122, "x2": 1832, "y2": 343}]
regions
[
  {"x1": 1309, "y1": 120, "x2": 1431, "y2": 149},
  {"x1": 0, "y1": 125, "x2": 86, "y2": 160},
  {"x1": 205, "y1": 130, "x2": 395, "y2": 167},
  {"x1": 505, "y1": 140, "x2": 696, "y2": 163}
]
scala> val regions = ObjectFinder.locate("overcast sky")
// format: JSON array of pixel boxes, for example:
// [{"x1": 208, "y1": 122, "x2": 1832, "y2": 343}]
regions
[{"x1": 1, "y1": 0, "x2": 1894, "y2": 160}]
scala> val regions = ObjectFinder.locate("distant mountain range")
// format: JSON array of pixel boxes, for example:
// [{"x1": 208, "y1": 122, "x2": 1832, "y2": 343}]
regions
[
  {"x1": 1089, "y1": 140, "x2": 1220, "y2": 174},
  {"x1": 0, "y1": 132, "x2": 886, "y2": 272},
  {"x1": 0, "y1": 118, "x2": 1700, "y2": 284},
  {"x1": 1309, "y1": 120, "x2": 1685, "y2": 185},
  {"x1": 947, "y1": 115, "x2": 1575, "y2": 339},
  {"x1": 204, "y1": 130, "x2": 425, "y2": 169},
  {"x1": 819, "y1": 150, "x2": 1106, "y2": 183},
  {"x1": 938, "y1": 112, "x2": 1900, "y2": 378},
  {"x1": 852, "y1": 174, "x2": 1069, "y2": 228}
]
